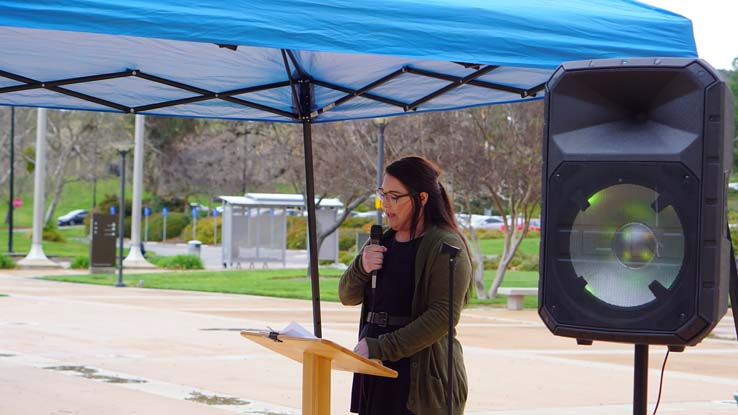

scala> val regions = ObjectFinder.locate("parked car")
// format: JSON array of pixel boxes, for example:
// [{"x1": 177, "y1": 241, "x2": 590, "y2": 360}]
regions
[
  {"x1": 189, "y1": 202, "x2": 210, "y2": 212},
  {"x1": 476, "y1": 216, "x2": 504, "y2": 230},
  {"x1": 456, "y1": 214, "x2": 504, "y2": 230},
  {"x1": 500, "y1": 218, "x2": 541, "y2": 232},
  {"x1": 351, "y1": 210, "x2": 378, "y2": 218},
  {"x1": 57, "y1": 209, "x2": 88, "y2": 226}
]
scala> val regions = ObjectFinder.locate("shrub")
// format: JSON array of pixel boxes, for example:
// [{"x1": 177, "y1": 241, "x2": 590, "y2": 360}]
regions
[
  {"x1": 464, "y1": 228, "x2": 540, "y2": 240},
  {"x1": 149, "y1": 255, "x2": 203, "y2": 270},
  {"x1": 338, "y1": 231, "x2": 357, "y2": 251},
  {"x1": 483, "y1": 255, "x2": 499, "y2": 270},
  {"x1": 0, "y1": 254, "x2": 16, "y2": 269},
  {"x1": 42, "y1": 222, "x2": 66, "y2": 242},
  {"x1": 339, "y1": 250, "x2": 356, "y2": 266},
  {"x1": 468, "y1": 229, "x2": 505, "y2": 239},
  {"x1": 341, "y1": 217, "x2": 374, "y2": 229},
  {"x1": 729, "y1": 210, "x2": 738, "y2": 225},
  {"x1": 181, "y1": 217, "x2": 222, "y2": 244},
  {"x1": 483, "y1": 251, "x2": 539, "y2": 272},
  {"x1": 287, "y1": 217, "x2": 307, "y2": 249},
  {"x1": 731, "y1": 227, "x2": 738, "y2": 253},
  {"x1": 516, "y1": 253, "x2": 540, "y2": 271},
  {"x1": 286, "y1": 215, "x2": 373, "y2": 251},
  {"x1": 98, "y1": 193, "x2": 132, "y2": 216},
  {"x1": 149, "y1": 197, "x2": 188, "y2": 213},
  {"x1": 70, "y1": 256, "x2": 89, "y2": 269},
  {"x1": 146, "y1": 212, "x2": 191, "y2": 241},
  {"x1": 525, "y1": 230, "x2": 541, "y2": 239}
]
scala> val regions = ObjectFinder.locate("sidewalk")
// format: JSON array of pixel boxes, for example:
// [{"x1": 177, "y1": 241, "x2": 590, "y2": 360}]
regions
[{"x1": 0, "y1": 269, "x2": 736, "y2": 414}]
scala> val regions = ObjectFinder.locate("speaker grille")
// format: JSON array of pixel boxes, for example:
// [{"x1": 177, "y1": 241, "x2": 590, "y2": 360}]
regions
[{"x1": 566, "y1": 184, "x2": 684, "y2": 308}]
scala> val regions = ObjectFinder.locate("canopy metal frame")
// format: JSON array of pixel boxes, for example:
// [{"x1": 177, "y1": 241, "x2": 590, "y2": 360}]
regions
[
  {"x1": 0, "y1": 48, "x2": 545, "y2": 337},
  {"x1": 0, "y1": 50, "x2": 546, "y2": 120}
]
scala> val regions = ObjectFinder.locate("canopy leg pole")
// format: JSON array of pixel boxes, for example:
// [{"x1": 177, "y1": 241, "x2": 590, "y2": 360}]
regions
[{"x1": 303, "y1": 120, "x2": 322, "y2": 338}]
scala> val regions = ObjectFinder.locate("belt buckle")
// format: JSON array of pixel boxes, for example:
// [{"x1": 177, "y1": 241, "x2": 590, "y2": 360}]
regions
[{"x1": 375, "y1": 312, "x2": 388, "y2": 327}]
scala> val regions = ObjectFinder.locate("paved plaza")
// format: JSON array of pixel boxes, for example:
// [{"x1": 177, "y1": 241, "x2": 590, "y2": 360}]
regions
[{"x1": 0, "y1": 268, "x2": 736, "y2": 414}]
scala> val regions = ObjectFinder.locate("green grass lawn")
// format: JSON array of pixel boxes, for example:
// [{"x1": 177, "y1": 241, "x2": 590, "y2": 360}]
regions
[
  {"x1": 6, "y1": 178, "x2": 132, "y2": 229},
  {"x1": 43, "y1": 268, "x2": 347, "y2": 299},
  {"x1": 57, "y1": 226, "x2": 87, "y2": 238},
  {"x1": 478, "y1": 237, "x2": 539, "y2": 257},
  {"x1": 2, "y1": 228, "x2": 90, "y2": 258},
  {"x1": 43, "y1": 267, "x2": 539, "y2": 308}
]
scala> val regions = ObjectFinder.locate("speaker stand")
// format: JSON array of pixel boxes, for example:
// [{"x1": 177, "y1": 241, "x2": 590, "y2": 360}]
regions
[{"x1": 633, "y1": 344, "x2": 649, "y2": 415}]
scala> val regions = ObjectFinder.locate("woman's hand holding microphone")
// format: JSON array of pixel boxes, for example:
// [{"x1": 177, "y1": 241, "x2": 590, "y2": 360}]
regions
[{"x1": 362, "y1": 244, "x2": 387, "y2": 274}]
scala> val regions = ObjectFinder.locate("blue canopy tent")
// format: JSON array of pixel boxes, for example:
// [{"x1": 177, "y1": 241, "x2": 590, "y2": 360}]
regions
[{"x1": 0, "y1": 0, "x2": 697, "y2": 336}]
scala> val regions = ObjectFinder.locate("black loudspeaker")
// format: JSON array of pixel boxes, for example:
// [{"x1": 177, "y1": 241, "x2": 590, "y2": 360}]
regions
[{"x1": 539, "y1": 58, "x2": 735, "y2": 346}]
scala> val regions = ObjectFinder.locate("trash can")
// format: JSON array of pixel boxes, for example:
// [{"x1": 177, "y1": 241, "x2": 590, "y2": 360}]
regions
[
  {"x1": 356, "y1": 232, "x2": 370, "y2": 254},
  {"x1": 187, "y1": 240, "x2": 202, "y2": 257}
]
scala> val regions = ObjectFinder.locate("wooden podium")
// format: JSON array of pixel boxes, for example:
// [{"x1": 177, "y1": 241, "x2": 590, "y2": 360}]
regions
[{"x1": 241, "y1": 330, "x2": 397, "y2": 415}]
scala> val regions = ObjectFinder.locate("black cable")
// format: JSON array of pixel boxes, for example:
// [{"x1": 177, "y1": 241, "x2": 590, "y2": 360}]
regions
[{"x1": 651, "y1": 349, "x2": 670, "y2": 415}]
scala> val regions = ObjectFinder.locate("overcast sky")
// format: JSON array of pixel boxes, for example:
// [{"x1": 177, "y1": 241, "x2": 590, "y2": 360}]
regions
[{"x1": 639, "y1": 0, "x2": 737, "y2": 70}]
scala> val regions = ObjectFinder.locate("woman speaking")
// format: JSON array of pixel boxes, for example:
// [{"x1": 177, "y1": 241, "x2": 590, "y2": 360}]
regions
[{"x1": 339, "y1": 156, "x2": 473, "y2": 415}]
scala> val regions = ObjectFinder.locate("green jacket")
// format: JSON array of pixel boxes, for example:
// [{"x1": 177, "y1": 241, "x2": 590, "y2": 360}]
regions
[{"x1": 339, "y1": 225, "x2": 473, "y2": 415}]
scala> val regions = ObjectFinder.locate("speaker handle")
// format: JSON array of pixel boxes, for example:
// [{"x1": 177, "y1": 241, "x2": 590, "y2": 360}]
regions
[{"x1": 726, "y1": 224, "x2": 738, "y2": 341}]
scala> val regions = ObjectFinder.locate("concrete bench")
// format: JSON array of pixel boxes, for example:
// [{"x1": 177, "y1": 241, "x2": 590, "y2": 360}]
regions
[{"x1": 497, "y1": 287, "x2": 538, "y2": 310}]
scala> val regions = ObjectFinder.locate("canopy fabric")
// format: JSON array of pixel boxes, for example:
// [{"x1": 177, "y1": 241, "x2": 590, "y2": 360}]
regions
[{"x1": 0, "y1": 0, "x2": 697, "y2": 123}]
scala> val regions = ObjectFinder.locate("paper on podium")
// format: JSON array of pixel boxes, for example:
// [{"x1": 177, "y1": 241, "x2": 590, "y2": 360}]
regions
[
  {"x1": 241, "y1": 322, "x2": 397, "y2": 378},
  {"x1": 280, "y1": 321, "x2": 317, "y2": 339}
]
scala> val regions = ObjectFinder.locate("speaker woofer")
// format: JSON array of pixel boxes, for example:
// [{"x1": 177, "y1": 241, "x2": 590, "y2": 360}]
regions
[
  {"x1": 569, "y1": 183, "x2": 684, "y2": 308},
  {"x1": 543, "y1": 161, "x2": 701, "y2": 344}
]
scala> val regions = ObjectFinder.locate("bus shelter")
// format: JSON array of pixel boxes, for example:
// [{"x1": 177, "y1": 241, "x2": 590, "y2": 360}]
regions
[{"x1": 220, "y1": 193, "x2": 342, "y2": 268}]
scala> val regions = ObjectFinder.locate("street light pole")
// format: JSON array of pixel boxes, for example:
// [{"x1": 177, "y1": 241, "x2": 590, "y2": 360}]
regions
[
  {"x1": 115, "y1": 149, "x2": 128, "y2": 287},
  {"x1": 8, "y1": 107, "x2": 14, "y2": 253},
  {"x1": 375, "y1": 118, "x2": 387, "y2": 226},
  {"x1": 92, "y1": 135, "x2": 98, "y2": 210}
]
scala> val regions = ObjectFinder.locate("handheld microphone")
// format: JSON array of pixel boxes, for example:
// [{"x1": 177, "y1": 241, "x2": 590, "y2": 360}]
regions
[{"x1": 370, "y1": 224, "x2": 383, "y2": 289}]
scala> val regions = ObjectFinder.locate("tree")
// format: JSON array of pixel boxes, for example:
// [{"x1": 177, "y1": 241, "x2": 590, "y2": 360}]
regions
[
  {"x1": 273, "y1": 121, "x2": 378, "y2": 252},
  {"x1": 305, "y1": 113, "x2": 456, "y2": 253},
  {"x1": 42, "y1": 111, "x2": 129, "y2": 225},
  {"x1": 427, "y1": 110, "x2": 491, "y2": 298},
  {"x1": 311, "y1": 120, "x2": 383, "y2": 248},
  {"x1": 0, "y1": 107, "x2": 36, "y2": 225},
  {"x1": 0, "y1": 109, "x2": 28, "y2": 197},
  {"x1": 146, "y1": 118, "x2": 286, "y2": 205},
  {"x1": 442, "y1": 102, "x2": 543, "y2": 298},
  {"x1": 729, "y1": 57, "x2": 738, "y2": 171}
]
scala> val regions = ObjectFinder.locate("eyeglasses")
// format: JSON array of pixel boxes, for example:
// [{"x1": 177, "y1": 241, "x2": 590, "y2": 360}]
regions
[{"x1": 376, "y1": 188, "x2": 414, "y2": 205}]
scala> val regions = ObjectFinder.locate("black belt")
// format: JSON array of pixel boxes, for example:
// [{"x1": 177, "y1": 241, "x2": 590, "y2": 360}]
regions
[{"x1": 366, "y1": 312, "x2": 412, "y2": 327}]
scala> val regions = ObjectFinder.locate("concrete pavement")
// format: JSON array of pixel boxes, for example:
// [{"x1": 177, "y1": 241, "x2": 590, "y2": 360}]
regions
[
  {"x1": 137, "y1": 241, "x2": 312, "y2": 269},
  {"x1": 0, "y1": 269, "x2": 736, "y2": 414}
]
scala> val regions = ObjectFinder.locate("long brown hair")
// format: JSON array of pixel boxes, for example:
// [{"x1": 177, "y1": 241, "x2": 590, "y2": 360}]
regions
[
  {"x1": 385, "y1": 156, "x2": 459, "y2": 239},
  {"x1": 387, "y1": 156, "x2": 474, "y2": 304}
]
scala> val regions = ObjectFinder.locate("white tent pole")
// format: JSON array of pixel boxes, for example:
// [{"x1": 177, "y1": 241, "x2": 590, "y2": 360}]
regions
[
  {"x1": 19, "y1": 108, "x2": 59, "y2": 268},
  {"x1": 123, "y1": 114, "x2": 153, "y2": 268}
]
